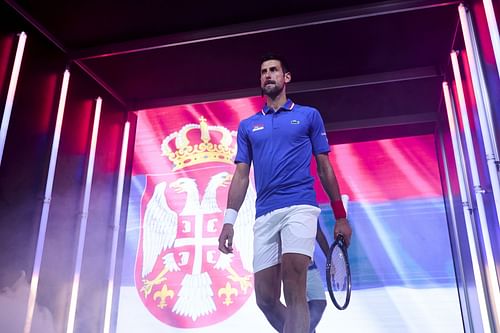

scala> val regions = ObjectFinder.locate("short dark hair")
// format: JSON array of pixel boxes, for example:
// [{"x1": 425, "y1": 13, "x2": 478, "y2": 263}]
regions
[{"x1": 260, "y1": 53, "x2": 290, "y2": 74}]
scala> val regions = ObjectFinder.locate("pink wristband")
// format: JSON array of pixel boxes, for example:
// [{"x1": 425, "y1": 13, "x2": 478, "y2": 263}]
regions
[{"x1": 331, "y1": 200, "x2": 346, "y2": 219}]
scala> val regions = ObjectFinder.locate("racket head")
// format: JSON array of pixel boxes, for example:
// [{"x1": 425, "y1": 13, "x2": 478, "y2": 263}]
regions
[{"x1": 326, "y1": 234, "x2": 351, "y2": 310}]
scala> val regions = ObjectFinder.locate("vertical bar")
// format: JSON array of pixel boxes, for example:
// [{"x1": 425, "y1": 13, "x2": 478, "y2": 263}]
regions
[
  {"x1": 103, "y1": 121, "x2": 130, "y2": 333},
  {"x1": 459, "y1": 4, "x2": 500, "y2": 229},
  {"x1": 482, "y1": 0, "x2": 500, "y2": 79},
  {"x1": 437, "y1": 131, "x2": 473, "y2": 333},
  {"x1": 24, "y1": 69, "x2": 71, "y2": 333},
  {"x1": 442, "y1": 81, "x2": 490, "y2": 333},
  {"x1": 65, "y1": 97, "x2": 103, "y2": 333},
  {"x1": 451, "y1": 50, "x2": 499, "y2": 329},
  {"x1": 0, "y1": 31, "x2": 27, "y2": 166}
]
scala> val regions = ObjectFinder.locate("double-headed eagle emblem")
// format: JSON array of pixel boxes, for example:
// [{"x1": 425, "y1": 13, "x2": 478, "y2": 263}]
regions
[{"x1": 137, "y1": 117, "x2": 256, "y2": 323}]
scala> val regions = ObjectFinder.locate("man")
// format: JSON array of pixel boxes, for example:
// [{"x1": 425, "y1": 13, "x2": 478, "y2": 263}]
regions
[
  {"x1": 218, "y1": 54, "x2": 352, "y2": 333},
  {"x1": 307, "y1": 222, "x2": 330, "y2": 333}
]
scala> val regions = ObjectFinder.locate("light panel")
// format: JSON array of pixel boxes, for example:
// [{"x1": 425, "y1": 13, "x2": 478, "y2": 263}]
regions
[
  {"x1": 24, "y1": 69, "x2": 71, "y2": 333},
  {"x1": 0, "y1": 31, "x2": 27, "y2": 165},
  {"x1": 442, "y1": 81, "x2": 491, "y2": 332},
  {"x1": 65, "y1": 97, "x2": 102, "y2": 333},
  {"x1": 482, "y1": 0, "x2": 500, "y2": 78},
  {"x1": 458, "y1": 4, "x2": 500, "y2": 229},
  {"x1": 450, "y1": 50, "x2": 499, "y2": 330},
  {"x1": 103, "y1": 121, "x2": 130, "y2": 333}
]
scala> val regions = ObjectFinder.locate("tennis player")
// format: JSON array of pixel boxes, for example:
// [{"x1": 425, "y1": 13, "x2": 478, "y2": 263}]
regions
[{"x1": 218, "y1": 54, "x2": 352, "y2": 333}]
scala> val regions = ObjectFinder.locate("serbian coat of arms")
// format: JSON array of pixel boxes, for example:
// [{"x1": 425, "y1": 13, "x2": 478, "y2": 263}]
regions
[{"x1": 135, "y1": 116, "x2": 256, "y2": 328}]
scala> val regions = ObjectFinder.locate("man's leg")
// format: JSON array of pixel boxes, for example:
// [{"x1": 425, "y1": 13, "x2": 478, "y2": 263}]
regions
[
  {"x1": 308, "y1": 300, "x2": 327, "y2": 333},
  {"x1": 281, "y1": 253, "x2": 310, "y2": 333},
  {"x1": 255, "y1": 264, "x2": 286, "y2": 332},
  {"x1": 306, "y1": 266, "x2": 327, "y2": 333}
]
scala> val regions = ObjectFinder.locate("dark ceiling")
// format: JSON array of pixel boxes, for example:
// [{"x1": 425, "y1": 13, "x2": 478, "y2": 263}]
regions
[{"x1": 3, "y1": 0, "x2": 462, "y2": 136}]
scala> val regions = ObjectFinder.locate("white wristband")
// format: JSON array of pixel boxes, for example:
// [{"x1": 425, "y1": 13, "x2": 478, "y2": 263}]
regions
[{"x1": 223, "y1": 208, "x2": 238, "y2": 225}]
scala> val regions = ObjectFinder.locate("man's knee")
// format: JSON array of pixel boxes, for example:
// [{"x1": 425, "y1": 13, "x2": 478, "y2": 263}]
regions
[
  {"x1": 256, "y1": 291, "x2": 279, "y2": 312},
  {"x1": 254, "y1": 266, "x2": 281, "y2": 312},
  {"x1": 281, "y1": 253, "x2": 310, "y2": 278}
]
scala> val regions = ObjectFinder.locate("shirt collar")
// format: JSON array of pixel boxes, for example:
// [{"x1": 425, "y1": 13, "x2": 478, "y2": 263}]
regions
[{"x1": 261, "y1": 99, "x2": 295, "y2": 115}]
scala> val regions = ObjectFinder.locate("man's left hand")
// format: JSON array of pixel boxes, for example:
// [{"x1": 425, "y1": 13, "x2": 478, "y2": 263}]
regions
[{"x1": 334, "y1": 218, "x2": 352, "y2": 247}]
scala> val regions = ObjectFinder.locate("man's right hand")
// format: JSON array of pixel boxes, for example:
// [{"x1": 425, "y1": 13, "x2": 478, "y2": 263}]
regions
[{"x1": 218, "y1": 224, "x2": 234, "y2": 254}]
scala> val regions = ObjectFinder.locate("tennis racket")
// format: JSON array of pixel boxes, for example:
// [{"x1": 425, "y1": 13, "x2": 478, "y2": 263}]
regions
[{"x1": 326, "y1": 234, "x2": 351, "y2": 310}]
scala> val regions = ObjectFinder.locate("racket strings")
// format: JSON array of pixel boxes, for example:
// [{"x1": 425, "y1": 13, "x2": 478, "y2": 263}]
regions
[{"x1": 330, "y1": 246, "x2": 348, "y2": 303}]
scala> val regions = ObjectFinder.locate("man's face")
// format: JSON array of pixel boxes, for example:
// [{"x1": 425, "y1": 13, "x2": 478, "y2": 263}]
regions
[{"x1": 260, "y1": 59, "x2": 291, "y2": 98}]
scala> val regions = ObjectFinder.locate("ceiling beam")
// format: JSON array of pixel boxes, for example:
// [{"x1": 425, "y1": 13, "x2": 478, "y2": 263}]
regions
[
  {"x1": 130, "y1": 66, "x2": 441, "y2": 110},
  {"x1": 288, "y1": 66, "x2": 440, "y2": 93},
  {"x1": 325, "y1": 113, "x2": 437, "y2": 131},
  {"x1": 74, "y1": 61, "x2": 129, "y2": 107},
  {"x1": 4, "y1": 0, "x2": 67, "y2": 53},
  {"x1": 72, "y1": 0, "x2": 460, "y2": 60},
  {"x1": 4, "y1": 0, "x2": 129, "y2": 108}
]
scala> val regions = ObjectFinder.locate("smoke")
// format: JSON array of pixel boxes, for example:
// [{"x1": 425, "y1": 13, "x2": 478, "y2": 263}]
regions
[{"x1": 0, "y1": 271, "x2": 56, "y2": 333}]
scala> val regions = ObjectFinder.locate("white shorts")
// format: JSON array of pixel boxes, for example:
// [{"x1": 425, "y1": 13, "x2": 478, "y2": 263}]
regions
[
  {"x1": 253, "y1": 205, "x2": 321, "y2": 273},
  {"x1": 307, "y1": 265, "x2": 326, "y2": 301}
]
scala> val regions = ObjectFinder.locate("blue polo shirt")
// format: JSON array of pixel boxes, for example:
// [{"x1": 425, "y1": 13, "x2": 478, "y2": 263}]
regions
[{"x1": 235, "y1": 99, "x2": 330, "y2": 218}]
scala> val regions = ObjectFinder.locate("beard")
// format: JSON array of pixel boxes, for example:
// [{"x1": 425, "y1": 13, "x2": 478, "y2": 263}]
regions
[{"x1": 261, "y1": 82, "x2": 284, "y2": 99}]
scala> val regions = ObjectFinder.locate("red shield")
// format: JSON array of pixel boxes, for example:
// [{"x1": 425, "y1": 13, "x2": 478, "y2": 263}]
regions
[{"x1": 135, "y1": 164, "x2": 254, "y2": 328}]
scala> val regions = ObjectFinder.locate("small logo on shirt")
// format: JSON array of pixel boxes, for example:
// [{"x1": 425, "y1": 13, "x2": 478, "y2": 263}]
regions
[
  {"x1": 290, "y1": 120, "x2": 300, "y2": 125},
  {"x1": 252, "y1": 124, "x2": 265, "y2": 132},
  {"x1": 321, "y1": 132, "x2": 327, "y2": 136}
]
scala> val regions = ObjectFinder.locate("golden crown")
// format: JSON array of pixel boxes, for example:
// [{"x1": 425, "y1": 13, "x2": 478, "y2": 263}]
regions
[{"x1": 161, "y1": 116, "x2": 237, "y2": 170}]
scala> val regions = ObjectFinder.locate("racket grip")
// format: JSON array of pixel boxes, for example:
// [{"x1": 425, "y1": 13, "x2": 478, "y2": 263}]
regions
[{"x1": 331, "y1": 200, "x2": 347, "y2": 219}]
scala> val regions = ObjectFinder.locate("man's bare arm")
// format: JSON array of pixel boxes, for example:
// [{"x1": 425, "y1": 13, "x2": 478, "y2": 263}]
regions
[
  {"x1": 227, "y1": 162, "x2": 250, "y2": 211},
  {"x1": 316, "y1": 153, "x2": 343, "y2": 202},
  {"x1": 315, "y1": 153, "x2": 352, "y2": 246},
  {"x1": 315, "y1": 221, "x2": 330, "y2": 257},
  {"x1": 218, "y1": 162, "x2": 250, "y2": 254}
]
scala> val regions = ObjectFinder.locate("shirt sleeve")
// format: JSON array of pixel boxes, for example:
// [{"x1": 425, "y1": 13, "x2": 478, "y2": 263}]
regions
[
  {"x1": 309, "y1": 108, "x2": 331, "y2": 155},
  {"x1": 235, "y1": 121, "x2": 252, "y2": 164}
]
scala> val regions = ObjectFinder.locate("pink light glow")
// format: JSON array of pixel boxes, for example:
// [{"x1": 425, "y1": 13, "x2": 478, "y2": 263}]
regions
[
  {"x1": 481, "y1": 0, "x2": 500, "y2": 77},
  {"x1": 0, "y1": 34, "x2": 15, "y2": 95},
  {"x1": 314, "y1": 135, "x2": 442, "y2": 204},
  {"x1": 135, "y1": 97, "x2": 442, "y2": 204},
  {"x1": 133, "y1": 96, "x2": 260, "y2": 176}
]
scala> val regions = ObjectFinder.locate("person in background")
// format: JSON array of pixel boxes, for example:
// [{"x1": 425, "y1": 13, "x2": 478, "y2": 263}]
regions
[{"x1": 307, "y1": 221, "x2": 330, "y2": 333}]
